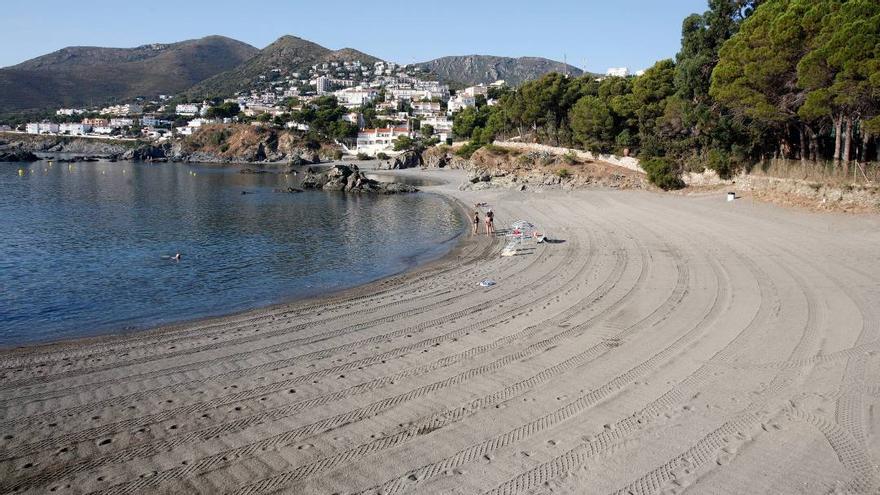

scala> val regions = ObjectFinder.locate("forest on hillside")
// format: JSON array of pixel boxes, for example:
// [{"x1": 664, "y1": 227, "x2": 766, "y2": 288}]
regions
[{"x1": 451, "y1": 0, "x2": 879, "y2": 188}]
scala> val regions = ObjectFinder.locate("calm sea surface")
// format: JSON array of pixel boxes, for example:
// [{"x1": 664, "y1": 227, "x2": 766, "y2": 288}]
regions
[{"x1": 0, "y1": 161, "x2": 464, "y2": 346}]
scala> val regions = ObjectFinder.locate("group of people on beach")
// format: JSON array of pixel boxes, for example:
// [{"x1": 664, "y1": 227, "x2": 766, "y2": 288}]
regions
[{"x1": 473, "y1": 203, "x2": 495, "y2": 236}]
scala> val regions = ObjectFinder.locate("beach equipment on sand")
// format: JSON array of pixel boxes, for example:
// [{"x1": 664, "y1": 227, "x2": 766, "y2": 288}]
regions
[
  {"x1": 727, "y1": 192, "x2": 735, "y2": 202},
  {"x1": 503, "y1": 220, "x2": 543, "y2": 256},
  {"x1": 479, "y1": 279, "x2": 497, "y2": 287}
]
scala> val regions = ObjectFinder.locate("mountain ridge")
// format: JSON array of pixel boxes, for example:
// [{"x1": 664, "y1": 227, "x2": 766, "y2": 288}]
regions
[
  {"x1": 183, "y1": 36, "x2": 383, "y2": 98},
  {"x1": 415, "y1": 55, "x2": 584, "y2": 86},
  {"x1": 0, "y1": 36, "x2": 259, "y2": 115}
]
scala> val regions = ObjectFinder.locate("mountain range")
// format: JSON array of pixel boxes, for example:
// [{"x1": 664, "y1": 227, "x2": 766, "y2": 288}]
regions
[
  {"x1": 0, "y1": 35, "x2": 585, "y2": 117},
  {"x1": 0, "y1": 36, "x2": 259, "y2": 116},
  {"x1": 183, "y1": 35, "x2": 381, "y2": 99}
]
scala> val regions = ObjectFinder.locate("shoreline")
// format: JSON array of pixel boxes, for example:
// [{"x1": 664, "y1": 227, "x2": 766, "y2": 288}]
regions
[{"x1": 1, "y1": 172, "x2": 878, "y2": 494}]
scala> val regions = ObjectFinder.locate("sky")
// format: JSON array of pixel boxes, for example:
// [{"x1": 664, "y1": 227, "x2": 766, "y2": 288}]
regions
[{"x1": 2, "y1": 0, "x2": 708, "y2": 72}]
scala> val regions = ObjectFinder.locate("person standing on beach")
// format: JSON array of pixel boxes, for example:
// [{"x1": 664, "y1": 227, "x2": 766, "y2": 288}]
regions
[
  {"x1": 472, "y1": 211, "x2": 480, "y2": 235},
  {"x1": 485, "y1": 209, "x2": 495, "y2": 236}
]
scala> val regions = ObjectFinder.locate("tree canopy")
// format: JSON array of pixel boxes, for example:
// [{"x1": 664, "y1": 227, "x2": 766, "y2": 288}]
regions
[{"x1": 450, "y1": 0, "x2": 879, "y2": 187}]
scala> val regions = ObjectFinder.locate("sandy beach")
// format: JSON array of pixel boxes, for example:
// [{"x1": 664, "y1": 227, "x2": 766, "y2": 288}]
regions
[{"x1": 1, "y1": 168, "x2": 879, "y2": 495}]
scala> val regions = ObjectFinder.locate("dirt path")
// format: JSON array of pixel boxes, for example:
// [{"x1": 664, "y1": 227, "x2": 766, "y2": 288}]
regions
[{"x1": 1, "y1": 170, "x2": 878, "y2": 494}]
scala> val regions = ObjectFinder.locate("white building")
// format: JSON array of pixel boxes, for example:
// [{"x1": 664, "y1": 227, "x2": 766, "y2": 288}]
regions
[
  {"x1": 101, "y1": 104, "x2": 143, "y2": 116},
  {"x1": 420, "y1": 116, "x2": 453, "y2": 134},
  {"x1": 419, "y1": 116, "x2": 453, "y2": 141},
  {"x1": 333, "y1": 87, "x2": 378, "y2": 108},
  {"x1": 342, "y1": 112, "x2": 366, "y2": 128},
  {"x1": 176, "y1": 103, "x2": 200, "y2": 116},
  {"x1": 59, "y1": 123, "x2": 92, "y2": 135},
  {"x1": 109, "y1": 118, "x2": 135, "y2": 128},
  {"x1": 355, "y1": 126, "x2": 413, "y2": 156},
  {"x1": 56, "y1": 108, "x2": 87, "y2": 116},
  {"x1": 606, "y1": 67, "x2": 629, "y2": 77},
  {"x1": 412, "y1": 101, "x2": 442, "y2": 117},
  {"x1": 25, "y1": 122, "x2": 60, "y2": 134},
  {"x1": 462, "y1": 85, "x2": 489, "y2": 97},
  {"x1": 93, "y1": 126, "x2": 115, "y2": 135},
  {"x1": 316, "y1": 76, "x2": 331, "y2": 95},
  {"x1": 141, "y1": 115, "x2": 171, "y2": 127},
  {"x1": 447, "y1": 95, "x2": 476, "y2": 114}
]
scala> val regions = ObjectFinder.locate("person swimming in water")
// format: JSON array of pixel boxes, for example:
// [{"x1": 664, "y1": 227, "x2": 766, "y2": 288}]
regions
[{"x1": 171, "y1": 253, "x2": 181, "y2": 262}]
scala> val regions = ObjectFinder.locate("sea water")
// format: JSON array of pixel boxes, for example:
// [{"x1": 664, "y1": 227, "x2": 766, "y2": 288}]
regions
[{"x1": 0, "y1": 161, "x2": 464, "y2": 345}]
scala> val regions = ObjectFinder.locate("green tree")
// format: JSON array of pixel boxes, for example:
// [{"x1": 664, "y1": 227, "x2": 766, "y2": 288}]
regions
[
  {"x1": 570, "y1": 96, "x2": 614, "y2": 151},
  {"x1": 206, "y1": 102, "x2": 241, "y2": 120}
]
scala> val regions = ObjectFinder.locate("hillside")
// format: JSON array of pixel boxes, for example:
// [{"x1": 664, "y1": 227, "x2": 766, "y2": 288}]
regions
[
  {"x1": 0, "y1": 36, "x2": 259, "y2": 115},
  {"x1": 185, "y1": 36, "x2": 383, "y2": 98},
  {"x1": 416, "y1": 55, "x2": 584, "y2": 86}
]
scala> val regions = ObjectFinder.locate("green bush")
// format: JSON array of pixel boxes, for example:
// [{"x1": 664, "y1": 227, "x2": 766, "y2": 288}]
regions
[
  {"x1": 356, "y1": 152, "x2": 370, "y2": 160},
  {"x1": 376, "y1": 152, "x2": 390, "y2": 160},
  {"x1": 562, "y1": 151, "x2": 579, "y2": 165},
  {"x1": 455, "y1": 142, "x2": 483, "y2": 159},
  {"x1": 556, "y1": 168, "x2": 571, "y2": 179},
  {"x1": 482, "y1": 144, "x2": 509, "y2": 155},
  {"x1": 706, "y1": 149, "x2": 733, "y2": 179},
  {"x1": 641, "y1": 157, "x2": 685, "y2": 190},
  {"x1": 332, "y1": 149, "x2": 343, "y2": 160}
]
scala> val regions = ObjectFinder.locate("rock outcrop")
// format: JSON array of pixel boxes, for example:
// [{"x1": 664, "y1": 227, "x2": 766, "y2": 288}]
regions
[
  {"x1": 422, "y1": 146, "x2": 451, "y2": 168},
  {"x1": 121, "y1": 144, "x2": 169, "y2": 161},
  {"x1": 300, "y1": 164, "x2": 418, "y2": 194},
  {"x1": 0, "y1": 148, "x2": 39, "y2": 162},
  {"x1": 173, "y1": 124, "x2": 340, "y2": 164},
  {"x1": 0, "y1": 133, "x2": 131, "y2": 156},
  {"x1": 455, "y1": 146, "x2": 647, "y2": 191}
]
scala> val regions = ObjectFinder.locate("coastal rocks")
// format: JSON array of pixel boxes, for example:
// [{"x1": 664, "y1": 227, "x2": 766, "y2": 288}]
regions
[
  {"x1": 0, "y1": 135, "x2": 129, "y2": 157},
  {"x1": 393, "y1": 150, "x2": 423, "y2": 169},
  {"x1": 375, "y1": 150, "x2": 422, "y2": 170},
  {"x1": 0, "y1": 148, "x2": 39, "y2": 162},
  {"x1": 422, "y1": 147, "x2": 451, "y2": 168},
  {"x1": 300, "y1": 164, "x2": 418, "y2": 194},
  {"x1": 121, "y1": 144, "x2": 168, "y2": 162}
]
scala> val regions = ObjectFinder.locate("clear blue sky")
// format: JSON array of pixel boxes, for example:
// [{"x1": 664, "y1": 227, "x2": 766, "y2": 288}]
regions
[{"x1": 2, "y1": 0, "x2": 708, "y2": 72}]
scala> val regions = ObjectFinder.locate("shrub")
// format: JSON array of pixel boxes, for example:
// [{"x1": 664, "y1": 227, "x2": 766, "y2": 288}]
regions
[
  {"x1": 332, "y1": 149, "x2": 343, "y2": 160},
  {"x1": 482, "y1": 144, "x2": 509, "y2": 155},
  {"x1": 706, "y1": 149, "x2": 733, "y2": 179},
  {"x1": 356, "y1": 152, "x2": 370, "y2": 160},
  {"x1": 562, "y1": 150, "x2": 580, "y2": 165},
  {"x1": 556, "y1": 168, "x2": 571, "y2": 179},
  {"x1": 515, "y1": 154, "x2": 532, "y2": 166},
  {"x1": 376, "y1": 152, "x2": 390, "y2": 160},
  {"x1": 455, "y1": 142, "x2": 483, "y2": 159},
  {"x1": 641, "y1": 157, "x2": 685, "y2": 190}
]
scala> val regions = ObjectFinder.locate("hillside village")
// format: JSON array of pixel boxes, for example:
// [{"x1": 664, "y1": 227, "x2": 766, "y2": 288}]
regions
[
  {"x1": 7, "y1": 57, "x2": 517, "y2": 158},
  {"x1": 5, "y1": 56, "x2": 636, "y2": 159}
]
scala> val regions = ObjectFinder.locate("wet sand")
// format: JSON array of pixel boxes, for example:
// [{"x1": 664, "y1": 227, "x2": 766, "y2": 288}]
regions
[{"x1": 1, "y1": 168, "x2": 879, "y2": 494}]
